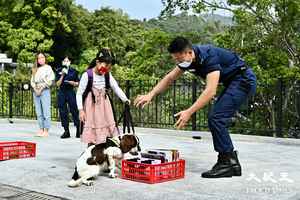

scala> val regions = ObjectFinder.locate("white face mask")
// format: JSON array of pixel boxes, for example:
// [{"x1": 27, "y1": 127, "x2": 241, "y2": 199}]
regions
[
  {"x1": 178, "y1": 60, "x2": 192, "y2": 68},
  {"x1": 62, "y1": 61, "x2": 70, "y2": 67}
]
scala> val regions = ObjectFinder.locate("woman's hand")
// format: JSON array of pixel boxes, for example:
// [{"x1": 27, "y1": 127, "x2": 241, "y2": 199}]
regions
[
  {"x1": 79, "y1": 110, "x2": 86, "y2": 122},
  {"x1": 125, "y1": 100, "x2": 131, "y2": 105},
  {"x1": 34, "y1": 87, "x2": 42, "y2": 96},
  {"x1": 66, "y1": 81, "x2": 78, "y2": 87}
]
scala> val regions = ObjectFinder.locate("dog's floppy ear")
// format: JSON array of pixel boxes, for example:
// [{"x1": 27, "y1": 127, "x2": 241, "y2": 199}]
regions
[{"x1": 120, "y1": 135, "x2": 137, "y2": 153}]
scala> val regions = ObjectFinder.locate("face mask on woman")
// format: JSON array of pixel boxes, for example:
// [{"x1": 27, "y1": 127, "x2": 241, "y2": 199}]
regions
[{"x1": 62, "y1": 61, "x2": 70, "y2": 68}]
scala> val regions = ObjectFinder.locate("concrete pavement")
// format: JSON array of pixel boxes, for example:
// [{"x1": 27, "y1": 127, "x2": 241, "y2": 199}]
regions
[{"x1": 0, "y1": 118, "x2": 299, "y2": 200}]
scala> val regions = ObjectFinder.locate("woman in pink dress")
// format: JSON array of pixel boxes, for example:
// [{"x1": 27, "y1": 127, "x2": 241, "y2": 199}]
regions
[{"x1": 76, "y1": 48, "x2": 130, "y2": 145}]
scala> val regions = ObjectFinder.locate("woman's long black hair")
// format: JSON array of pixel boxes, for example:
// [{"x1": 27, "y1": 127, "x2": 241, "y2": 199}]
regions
[{"x1": 87, "y1": 48, "x2": 115, "y2": 69}]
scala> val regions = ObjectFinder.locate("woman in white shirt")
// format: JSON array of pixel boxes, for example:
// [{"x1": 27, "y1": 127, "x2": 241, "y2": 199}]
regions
[
  {"x1": 76, "y1": 48, "x2": 130, "y2": 145},
  {"x1": 31, "y1": 53, "x2": 55, "y2": 137}
]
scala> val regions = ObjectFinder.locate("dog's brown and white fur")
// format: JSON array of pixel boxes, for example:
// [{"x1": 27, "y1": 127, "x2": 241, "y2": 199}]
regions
[{"x1": 68, "y1": 134, "x2": 140, "y2": 187}]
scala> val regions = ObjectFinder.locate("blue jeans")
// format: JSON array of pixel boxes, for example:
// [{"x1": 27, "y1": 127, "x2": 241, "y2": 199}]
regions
[
  {"x1": 33, "y1": 88, "x2": 51, "y2": 129},
  {"x1": 208, "y1": 68, "x2": 257, "y2": 153}
]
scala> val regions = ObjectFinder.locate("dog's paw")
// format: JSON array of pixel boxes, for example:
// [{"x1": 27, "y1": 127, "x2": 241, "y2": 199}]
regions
[
  {"x1": 109, "y1": 173, "x2": 117, "y2": 178},
  {"x1": 83, "y1": 180, "x2": 94, "y2": 186},
  {"x1": 67, "y1": 180, "x2": 79, "y2": 188}
]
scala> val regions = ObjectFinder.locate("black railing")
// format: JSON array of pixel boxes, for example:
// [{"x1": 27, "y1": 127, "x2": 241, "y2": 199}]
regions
[{"x1": 0, "y1": 79, "x2": 300, "y2": 138}]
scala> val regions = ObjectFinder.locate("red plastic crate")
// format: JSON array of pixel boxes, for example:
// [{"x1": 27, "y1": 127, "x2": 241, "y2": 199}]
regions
[
  {"x1": 121, "y1": 159, "x2": 185, "y2": 184},
  {"x1": 0, "y1": 141, "x2": 36, "y2": 161}
]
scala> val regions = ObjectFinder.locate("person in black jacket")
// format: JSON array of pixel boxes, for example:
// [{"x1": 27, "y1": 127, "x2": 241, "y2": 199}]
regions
[{"x1": 56, "y1": 56, "x2": 80, "y2": 139}]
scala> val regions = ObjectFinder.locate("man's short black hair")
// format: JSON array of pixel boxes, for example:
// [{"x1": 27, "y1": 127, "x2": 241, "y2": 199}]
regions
[{"x1": 168, "y1": 37, "x2": 192, "y2": 54}]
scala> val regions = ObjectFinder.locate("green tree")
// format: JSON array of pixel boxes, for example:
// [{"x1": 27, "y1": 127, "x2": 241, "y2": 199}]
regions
[
  {"x1": 115, "y1": 29, "x2": 173, "y2": 80},
  {"x1": 0, "y1": 0, "x2": 73, "y2": 63},
  {"x1": 88, "y1": 7, "x2": 144, "y2": 62},
  {"x1": 161, "y1": 0, "x2": 300, "y2": 73},
  {"x1": 50, "y1": 4, "x2": 93, "y2": 68},
  {"x1": 145, "y1": 12, "x2": 231, "y2": 41}
]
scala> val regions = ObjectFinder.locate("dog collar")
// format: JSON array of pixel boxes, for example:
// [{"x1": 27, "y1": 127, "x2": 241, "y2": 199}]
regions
[{"x1": 107, "y1": 137, "x2": 120, "y2": 148}]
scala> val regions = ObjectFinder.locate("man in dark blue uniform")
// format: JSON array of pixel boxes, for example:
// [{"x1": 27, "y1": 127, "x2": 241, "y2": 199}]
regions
[
  {"x1": 134, "y1": 37, "x2": 256, "y2": 178},
  {"x1": 56, "y1": 56, "x2": 80, "y2": 139}
]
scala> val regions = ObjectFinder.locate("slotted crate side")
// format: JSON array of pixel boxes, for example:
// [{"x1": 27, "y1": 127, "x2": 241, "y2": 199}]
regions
[
  {"x1": 122, "y1": 159, "x2": 185, "y2": 184},
  {"x1": 0, "y1": 141, "x2": 36, "y2": 161}
]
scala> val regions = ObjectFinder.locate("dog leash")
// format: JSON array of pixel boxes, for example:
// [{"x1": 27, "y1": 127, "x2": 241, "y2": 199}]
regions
[
  {"x1": 117, "y1": 103, "x2": 141, "y2": 151},
  {"x1": 117, "y1": 103, "x2": 135, "y2": 135}
]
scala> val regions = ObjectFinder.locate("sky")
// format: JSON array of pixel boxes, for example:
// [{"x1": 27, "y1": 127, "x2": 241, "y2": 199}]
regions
[{"x1": 75, "y1": 0, "x2": 164, "y2": 20}]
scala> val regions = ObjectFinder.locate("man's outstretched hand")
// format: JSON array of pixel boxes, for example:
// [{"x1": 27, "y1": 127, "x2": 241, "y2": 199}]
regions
[{"x1": 134, "y1": 94, "x2": 152, "y2": 108}]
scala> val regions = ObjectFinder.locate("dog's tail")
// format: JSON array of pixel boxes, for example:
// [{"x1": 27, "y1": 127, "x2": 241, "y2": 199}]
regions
[{"x1": 68, "y1": 167, "x2": 81, "y2": 187}]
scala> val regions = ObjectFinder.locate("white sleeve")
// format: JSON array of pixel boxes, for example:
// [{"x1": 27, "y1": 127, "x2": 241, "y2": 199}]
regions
[
  {"x1": 44, "y1": 66, "x2": 55, "y2": 88},
  {"x1": 109, "y1": 74, "x2": 129, "y2": 102},
  {"x1": 76, "y1": 72, "x2": 88, "y2": 110}
]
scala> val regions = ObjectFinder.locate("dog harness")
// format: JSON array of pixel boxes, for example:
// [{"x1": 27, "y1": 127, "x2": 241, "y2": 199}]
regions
[{"x1": 106, "y1": 137, "x2": 121, "y2": 148}]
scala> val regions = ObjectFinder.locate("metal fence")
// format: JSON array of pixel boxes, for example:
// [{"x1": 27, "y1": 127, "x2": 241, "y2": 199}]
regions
[{"x1": 1, "y1": 79, "x2": 299, "y2": 138}]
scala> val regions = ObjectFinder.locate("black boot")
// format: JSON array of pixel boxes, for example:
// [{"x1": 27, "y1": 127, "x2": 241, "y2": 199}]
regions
[
  {"x1": 76, "y1": 125, "x2": 80, "y2": 138},
  {"x1": 201, "y1": 151, "x2": 242, "y2": 178},
  {"x1": 60, "y1": 127, "x2": 70, "y2": 139}
]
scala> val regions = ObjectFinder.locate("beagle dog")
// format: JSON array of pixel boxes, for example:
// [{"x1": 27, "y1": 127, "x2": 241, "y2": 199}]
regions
[{"x1": 68, "y1": 134, "x2": 141, "y2": 187}]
